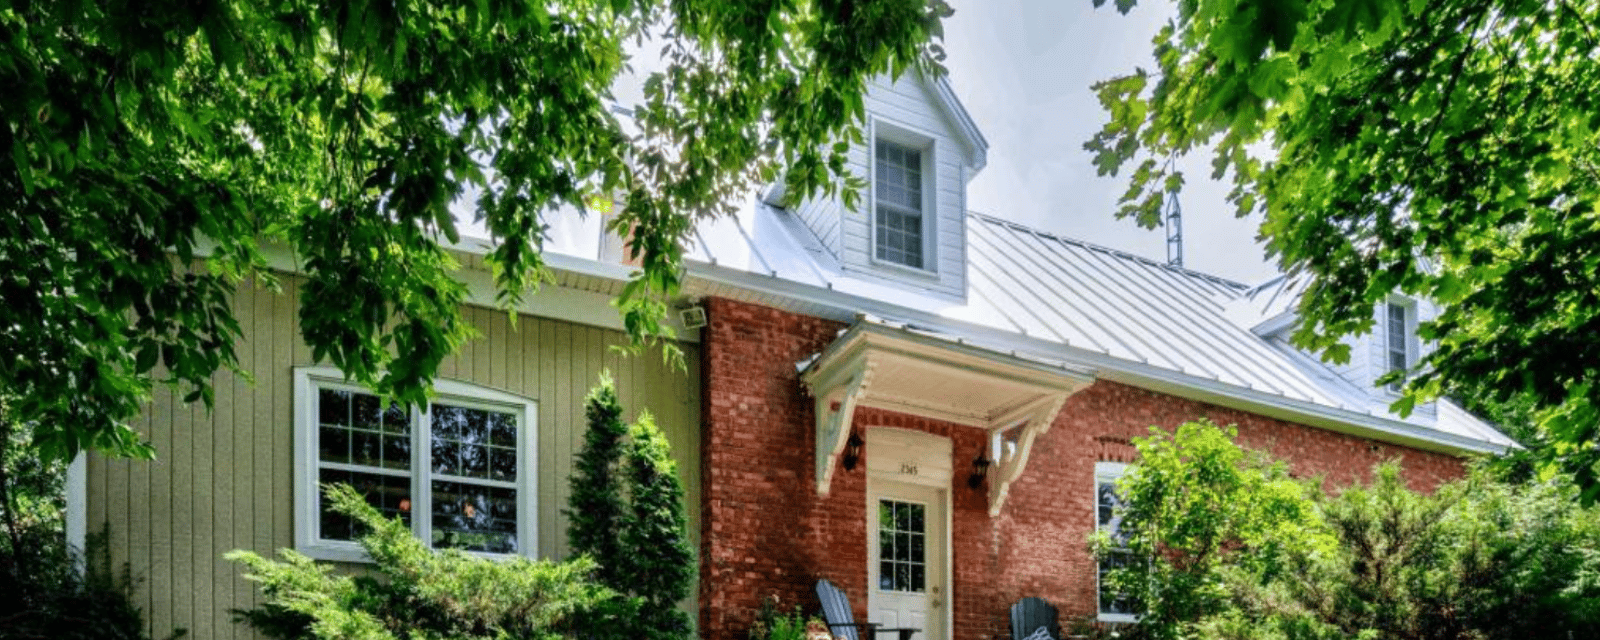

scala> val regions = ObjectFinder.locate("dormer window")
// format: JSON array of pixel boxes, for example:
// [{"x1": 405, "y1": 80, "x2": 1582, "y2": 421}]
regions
[
  {"x1": 874, "y1": 136, "x2": 931, "y2": 270},
  {"x1": 1385, "y1": 300, "x2": 1414, "y2": 391}
]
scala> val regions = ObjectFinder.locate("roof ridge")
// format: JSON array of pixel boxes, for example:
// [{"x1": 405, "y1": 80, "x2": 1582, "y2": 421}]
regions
[{"x1": 967, "y1": 210, "x2": 1249, "y2": 291}]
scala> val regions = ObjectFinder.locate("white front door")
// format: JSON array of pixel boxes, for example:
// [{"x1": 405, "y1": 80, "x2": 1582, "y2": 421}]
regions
[{"x1": 867, "y1": 480, "x2": 946, "y2": 640}]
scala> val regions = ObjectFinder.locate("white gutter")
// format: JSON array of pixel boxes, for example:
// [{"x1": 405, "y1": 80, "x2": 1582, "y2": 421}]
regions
[{"x1": 226, "y1": 233, "x2": 1506, "y2": 456}]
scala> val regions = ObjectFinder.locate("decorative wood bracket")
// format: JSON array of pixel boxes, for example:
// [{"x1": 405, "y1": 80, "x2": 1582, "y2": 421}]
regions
[
  {"x1": 809, "y1": 356, "x2": 876, "y2": 496},
  {"x1": 986, "y1": 393, "x2": 1072, "y2": 517}
]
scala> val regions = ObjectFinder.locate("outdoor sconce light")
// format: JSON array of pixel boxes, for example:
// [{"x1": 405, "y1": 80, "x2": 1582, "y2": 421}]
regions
[
  {"x1": 968, "y1": 451, "x2": 991, "y2": 489},
  {"x1": 842, "y1": 432, "x2": 865, "y2": 471}
]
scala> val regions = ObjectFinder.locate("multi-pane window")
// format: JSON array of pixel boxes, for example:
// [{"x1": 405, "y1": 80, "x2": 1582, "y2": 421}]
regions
[
  {"x1": 877, "y1": 499, "x2": 927, "y2": 593},
  {"x1": 426, "y1": 403, "x2": 522, "y2": 553},
  {"x1": 1096, "y1": 462, "x2": 1139, "y2": 622},
  {"x1": 315, "y1": 389, "x2": 415, "y2": 541},
  {"x1": 1386, "y1": 302, "x2": 1410, "y2": 391},
  {"x1": 875, "y1": 139, "x2": 925, "y2": 269},
  {"x1": 295, "y1": 368, "x2": 537, "y2": 561}
]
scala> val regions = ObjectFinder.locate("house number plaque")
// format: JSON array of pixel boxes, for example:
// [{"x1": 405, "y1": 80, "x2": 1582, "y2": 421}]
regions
[{"x1": 899, "y1": 462, "x2": 919, "y2": 476}]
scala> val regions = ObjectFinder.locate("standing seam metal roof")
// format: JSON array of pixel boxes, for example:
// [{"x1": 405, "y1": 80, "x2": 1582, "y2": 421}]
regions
[{"x1": 661, "y1": 202, "x2": 1513, "y2": 451}]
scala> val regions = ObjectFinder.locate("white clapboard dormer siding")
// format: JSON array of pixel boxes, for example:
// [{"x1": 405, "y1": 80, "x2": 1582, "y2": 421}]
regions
[
  {"x1": 1319, "y1": 296, "x2": 1438, "y2": 403},
  {"x1": 785, "y1": 72, "x2": 988, "y2": 301}
]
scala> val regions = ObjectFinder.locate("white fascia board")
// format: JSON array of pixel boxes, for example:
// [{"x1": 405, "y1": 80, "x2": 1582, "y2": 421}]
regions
[
  {"x1": 810, "y1": 321, "x2": 1095, "y2": 391},
  {"x1": 682, "y1": 259, "x2": 1509, "y2": 456},
  {"x1": 929, "y1": 75, "x2": 988, "y2": 172},
  {"x1": 215, "y1": 233, "x2": 1501, "y2": 456},
  {"x1": 197, "y1": 238, "x2": 699, "y2": 342}
]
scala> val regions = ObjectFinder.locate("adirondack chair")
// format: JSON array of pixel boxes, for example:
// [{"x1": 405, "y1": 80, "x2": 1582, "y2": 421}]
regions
[
  {"x1": 815, "y1": 579, "x2": 919, "y2": 640},
  {"x1": 1009, "y1": 597, "x2": 1060, "y2": 640}
]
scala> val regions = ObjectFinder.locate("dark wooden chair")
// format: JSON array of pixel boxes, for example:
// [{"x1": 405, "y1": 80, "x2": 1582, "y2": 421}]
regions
[
  {"x1": 815, "y1": 579, "x2": 919, "y2": 640},
  {"x1": 1009, "y1": 597, "x2": 1060, "y2": 640}
]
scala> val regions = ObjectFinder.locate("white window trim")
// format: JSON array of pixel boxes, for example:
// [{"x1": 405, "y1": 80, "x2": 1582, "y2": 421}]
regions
[
  {"x1": 869, "y1": 117, "x2": 938, "y2": 276},
  {"x1": 1383, "y1": 298, "x2": 1417, "y2": 393},
  {"x1": 293, "y1": 366, "x2": 539, "y2": 563},
  {"x1": 1094, "y1": 461, "x2": 1138, "y2": 624}
]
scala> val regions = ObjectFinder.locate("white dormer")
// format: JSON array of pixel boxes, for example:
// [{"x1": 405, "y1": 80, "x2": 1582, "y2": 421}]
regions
[
  {"x1": 783, "y1": 71, "x2": 987, "y2": 302},
  {"x1": 1378, "y1": 295, "x2": 1433, "y2": 393},
  {"x1": 1226, "y1": 277, "x2": 1439, "y2": 407},
  {"x1": 1321, "y1": 295, "x2": 1436, "y2": 402}
]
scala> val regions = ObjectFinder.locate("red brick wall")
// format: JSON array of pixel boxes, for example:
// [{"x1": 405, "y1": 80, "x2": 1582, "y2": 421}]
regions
[{"x1": 698, "y1": 297, "x2": 1466, "y2": 640}]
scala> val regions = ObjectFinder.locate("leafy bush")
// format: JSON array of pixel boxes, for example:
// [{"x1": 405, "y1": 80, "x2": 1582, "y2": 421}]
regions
[
  {"x1": 0, "y1": 526, "x2": 179, "y2": 640},
  {"x1": 746, "y1": 595, "x2": 814, "y2": 640},
  {"x1": 1099, "y1": 421, "x2": 1600, "y2": 640},
  {"x1": 2, "y1": 412, "x2": 177, "y2": 640},
  {"x1": 1244, "y1": 465, "x2": 1600, "y2": 640},
  {"x1": 566, "y1": 374, "x2": 696, "y2": 640},
  {"x1": 1092, "y1": 420, "x2": 1323, "y2": 640},
  {"x1": 229, "y1": 483, "x2": 622, "y2": 640},
  {"x1": 1, "y1": 409, "x2": 66, "y2": 555}
]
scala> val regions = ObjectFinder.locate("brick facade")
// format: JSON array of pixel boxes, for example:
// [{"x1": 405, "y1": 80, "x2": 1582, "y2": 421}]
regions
[{"x1": 698, "y1": 297, "x2": 1466, "y2": 640}]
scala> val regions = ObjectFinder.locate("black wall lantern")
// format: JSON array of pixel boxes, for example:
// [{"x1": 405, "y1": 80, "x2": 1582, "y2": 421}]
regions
[
  {"x1": 841, "y1": 432, "x2": 865, "y2": 471},
  {"x1": 968, "y1": 450, "x2": 992, "y2": 489}
]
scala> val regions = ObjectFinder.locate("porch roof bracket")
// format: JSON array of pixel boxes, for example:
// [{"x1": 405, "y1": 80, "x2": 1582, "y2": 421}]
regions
[
  {"x1": 987, "y1": 393, "x2": 1072, "y2": 517},
  {"x1": 810, "y1": 353, "x2": 877, "y2": 496}
]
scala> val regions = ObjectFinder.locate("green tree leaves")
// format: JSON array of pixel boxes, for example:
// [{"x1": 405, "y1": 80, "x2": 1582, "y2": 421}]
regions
[
  {"x1": 1092, "y1": 0, "x2": 1600, "y2": 499},
  {"x1": 1100, "y1": 421, "x2": 1600, "y2": 639},
  {"x1": 566, "y1": 374, "x2": 695, "y2": 640},
  {"x1": 1093, "y1": 421, "x2": 1323, "y2": 640},
  {"x1": 2, "y1": 0, "x2": 946, "y2": 463}
]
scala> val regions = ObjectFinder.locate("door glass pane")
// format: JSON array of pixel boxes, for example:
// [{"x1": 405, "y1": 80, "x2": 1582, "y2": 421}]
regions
[{"x1": 877, "y1": 499, "x2": 926, "y2": 593}]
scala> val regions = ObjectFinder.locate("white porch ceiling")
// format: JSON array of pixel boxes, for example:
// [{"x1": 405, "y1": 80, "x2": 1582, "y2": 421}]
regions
[{"x1": 800, "y1": 317, "x2": 1094, "y2": 516}]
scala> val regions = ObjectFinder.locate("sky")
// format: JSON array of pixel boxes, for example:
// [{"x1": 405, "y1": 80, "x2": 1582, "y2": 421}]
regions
[{"x1": 938, "y1": 0, "x2": 1280, "y2": 284}]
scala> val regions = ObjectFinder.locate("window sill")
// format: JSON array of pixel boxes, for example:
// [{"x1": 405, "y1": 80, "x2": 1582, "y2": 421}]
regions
[
  {"x1": 296, "y1": 538, "x2": 530, "y2": 563},
  {"x1": 867, "y1": 256, "x2": 940, "y2": 280},
  {"x1": 297, "y1": 539, "x2": 373, "y2": 564}
]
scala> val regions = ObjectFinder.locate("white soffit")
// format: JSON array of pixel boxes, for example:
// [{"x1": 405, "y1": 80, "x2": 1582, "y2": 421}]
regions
[{"x1": 800, "y1": 318, "x2": 1093, "y2": 516}]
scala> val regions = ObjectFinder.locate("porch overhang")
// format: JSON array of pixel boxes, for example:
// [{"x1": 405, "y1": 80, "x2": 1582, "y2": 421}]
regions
[{"x1": 799, "y1": 318, "x2": 1095, "y2": 516}]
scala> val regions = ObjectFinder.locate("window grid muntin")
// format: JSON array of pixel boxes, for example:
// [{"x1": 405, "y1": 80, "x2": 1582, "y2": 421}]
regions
[
  {"x1": 875, "y1": 139, "x2": 925, "y2": 269},
  {"x1": 1096, "y1": 477, "x2": 1139, "y2": 617},
  {"x1": 309, "y1": 382, "x2": 524, "y2": 554},
  {"x1": 877, "y1": 498, "x2": 927, "y2": 593},
  {"x1": 1094, "y1": 462, "x2": 1142, "y2": 620},
  {"x1": 1386, "y1": 302, "x2": 1409, "y2": 390},
  {"x1": 313, "y1": 385, "x2": 416, "y2": 543},
  {"x1": 424, "y1": 402, "x2": 522, "y2": 554}
]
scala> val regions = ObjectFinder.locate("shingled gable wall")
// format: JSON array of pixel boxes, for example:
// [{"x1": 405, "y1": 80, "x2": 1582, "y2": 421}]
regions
[{"x1": 698, "y1": 296, "x2": 1467, "y2": 640}]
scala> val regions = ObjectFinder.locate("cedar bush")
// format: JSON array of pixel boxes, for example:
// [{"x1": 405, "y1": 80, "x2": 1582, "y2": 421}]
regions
[
  {"x1": 229, "y1": 483, "x2": 623, "y2": 640},
  {"x1": 620, "y1": 413, "x2": 696, "y2": 640},
  {"x1": 565, "y1": 374, "x2": 696, "y2": 640},
  {"x1": 565, "y1": 376, "x2": 631, "y2": 591}
]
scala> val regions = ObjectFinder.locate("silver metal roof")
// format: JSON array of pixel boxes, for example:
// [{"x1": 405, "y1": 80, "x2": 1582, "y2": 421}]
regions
[{"x1": 539, "y1": 200, "x2": 1513, "y2": 453}]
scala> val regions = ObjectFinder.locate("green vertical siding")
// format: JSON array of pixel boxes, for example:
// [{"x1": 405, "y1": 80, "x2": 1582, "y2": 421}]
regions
[{"x1": 86, "y1": 275, "x2": 703, "y2": 639}]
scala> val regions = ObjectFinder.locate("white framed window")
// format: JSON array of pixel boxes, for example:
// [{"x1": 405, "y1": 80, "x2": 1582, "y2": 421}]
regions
[
  {"x1": 293, "y1": 366, "x2": 538, "y2": 562},
  {"x1": 871, "y1": 122, "x2": 936, "y2": 273},
  {"x1": 1095, "y1": 461, "x2": 1139, "y2": 623},
  {"x1": 1385, "y1": 300, "x2": 1415, "y2": 392}
]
